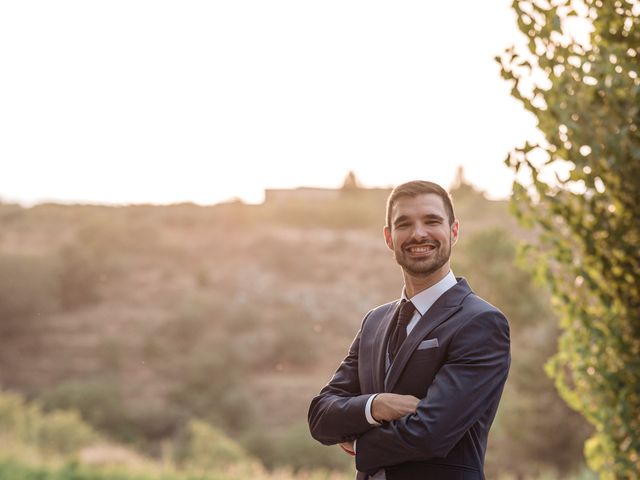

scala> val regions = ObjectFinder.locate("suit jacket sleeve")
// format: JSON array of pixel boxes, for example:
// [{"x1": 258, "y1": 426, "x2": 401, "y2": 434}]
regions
[
  {"x1": 308, "y1": 311, "x2": 377, "y2": 445},
  {"x1": 355, "y1": 309, "x2": 510, "y2": 473}
]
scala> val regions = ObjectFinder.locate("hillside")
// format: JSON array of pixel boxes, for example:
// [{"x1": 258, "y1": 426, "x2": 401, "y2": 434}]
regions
[{"x1": 0, "y1": 185, "x2": 590, "y2": 477}]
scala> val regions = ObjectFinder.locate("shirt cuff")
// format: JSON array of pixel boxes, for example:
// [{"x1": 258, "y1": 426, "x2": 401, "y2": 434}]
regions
[{"x1": 365, "y1": 394, "x2": 382, "y2": 426}]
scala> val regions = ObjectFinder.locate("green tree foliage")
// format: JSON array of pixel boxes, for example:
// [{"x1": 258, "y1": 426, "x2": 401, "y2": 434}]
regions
[
  {"x1": 454, "y1": 229, "x2": 591, "y2": 477},
  {"x1": 497, "y1": 1, "x2": 640, "y2": 477}
]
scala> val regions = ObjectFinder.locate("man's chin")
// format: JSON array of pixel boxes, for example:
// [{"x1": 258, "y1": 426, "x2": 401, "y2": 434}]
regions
[
  {"x1": 401, "y1": 262, "x2": 439, "y2": 277},
  {"x1": 399, "y1": 257, "x2": 449, "y2": 277}
]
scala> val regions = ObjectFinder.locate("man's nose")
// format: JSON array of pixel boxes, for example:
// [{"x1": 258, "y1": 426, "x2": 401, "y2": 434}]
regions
[{"x1": 412, "y1": 223, "x2": 430, "y2": 239}]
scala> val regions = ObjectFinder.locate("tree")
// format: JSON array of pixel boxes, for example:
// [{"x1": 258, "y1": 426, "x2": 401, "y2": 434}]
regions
[
  {"x1": 497, "y1": 1, "x2": 639, "y2": 478},
  {"x1": 454, "y1": 229, "x2": 591, "y2": 477},
  {"x1": 341, "y1": 170, "x2": 361, "y2": 193}
]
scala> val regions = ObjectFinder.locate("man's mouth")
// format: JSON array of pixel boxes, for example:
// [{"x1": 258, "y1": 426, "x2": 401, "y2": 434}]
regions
[{"x1": 405, "y1": 244, "x2": 437, "y2": 255}]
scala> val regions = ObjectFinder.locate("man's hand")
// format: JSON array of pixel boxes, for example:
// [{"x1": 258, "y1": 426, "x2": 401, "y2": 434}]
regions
[
  {"x1": 371, "y1": 393, "x2": 420, "y2": 422},
  {"x1": 339, "y1": 441, "x2": 355, "y2": 456}
]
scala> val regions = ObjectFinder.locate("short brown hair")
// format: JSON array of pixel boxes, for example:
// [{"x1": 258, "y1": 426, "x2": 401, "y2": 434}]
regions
[{"x1": 386, "y1": 181, "x2": 455, "y2": 228}]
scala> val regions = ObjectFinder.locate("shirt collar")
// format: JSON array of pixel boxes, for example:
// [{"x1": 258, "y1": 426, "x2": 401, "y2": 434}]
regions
[{"x1": 401, "y1": 270, "x2": 457, "y2": 316}]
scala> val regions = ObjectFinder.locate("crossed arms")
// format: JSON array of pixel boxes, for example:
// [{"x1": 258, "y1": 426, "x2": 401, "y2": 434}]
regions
[{"x1": 308, "y1": 310, "x2": 510, "y2": 474}]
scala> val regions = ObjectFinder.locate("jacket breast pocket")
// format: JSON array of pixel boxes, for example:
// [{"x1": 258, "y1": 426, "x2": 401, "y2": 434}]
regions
[
  {"x1": 397, "y1": 347, "x2": 442, "y2": 395},
  {"x1": 417, "y1": 338, "x2": 439, "y2": 350},
  {"x1": 410, "y1": 345, "x2": 440, "y2": 364}
]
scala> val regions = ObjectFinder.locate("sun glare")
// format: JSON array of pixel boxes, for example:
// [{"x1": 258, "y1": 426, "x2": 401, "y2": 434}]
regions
[{"x1": 0, "y1": 1, "x2": 536, "y2": 206}]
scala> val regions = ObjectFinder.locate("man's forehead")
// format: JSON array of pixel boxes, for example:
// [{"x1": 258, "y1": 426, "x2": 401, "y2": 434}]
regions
[{"x1": 391, "y1": 193, "x2": 446, "y2": 217}]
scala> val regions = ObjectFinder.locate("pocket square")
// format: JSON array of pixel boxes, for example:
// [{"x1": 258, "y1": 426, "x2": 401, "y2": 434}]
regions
[{"x1": 417, "y1": 338, "x2": 439, "y2": 350}]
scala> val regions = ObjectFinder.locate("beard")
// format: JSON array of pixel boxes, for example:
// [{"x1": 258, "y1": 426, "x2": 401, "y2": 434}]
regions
[{"x1": 394, "y1": 238, "x2": 451, "y2": 277}]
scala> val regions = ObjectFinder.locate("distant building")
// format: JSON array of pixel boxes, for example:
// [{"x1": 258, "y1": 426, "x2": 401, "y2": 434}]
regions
[
  {"x1": 264, "y1": 187, "x2": 341, "y2": 204},
  {"x1": 264, "y1": 168, "x2": 483, "y2": 206},
  {"x1": 449, "y1": 166, "x2": 483, "y2": 198},
  {"x1": 264, "y1": 171, "x2": 391, "y2": 205},
  {"x1": 341, "y1": 170, "x2": 360, "y2": 192}
]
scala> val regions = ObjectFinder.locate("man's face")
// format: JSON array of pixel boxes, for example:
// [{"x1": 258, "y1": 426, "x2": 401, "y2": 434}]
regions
[{"x1": 384, "y1": 193, "x2": 459, "y2": 278}]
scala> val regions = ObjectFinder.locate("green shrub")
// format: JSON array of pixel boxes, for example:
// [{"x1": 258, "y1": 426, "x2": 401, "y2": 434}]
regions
[
  {"x1": 274, "y1": 422, "x2": 351, "y2": 473},
  {"x1": 37, "y1": 410, "x2": 97, "y2": 455},
  {"x1": 179, "y1": 420, "x2": 252, "y2": 470},
  {"x1": 0, "y1": 391, "x2": 37, "y2": 440},
  {"x1": 40, "y1": 380, "x2": 138, "y2": 444},
  {"x1": 0, "y1": 391, "x2": 98, "y2": 457},
  {"x1": 242, "y1": 423, "x2": 351, "y2": 473},
  {"x1": 168, "y1": 347, "x2": 255, "y2": 433}
]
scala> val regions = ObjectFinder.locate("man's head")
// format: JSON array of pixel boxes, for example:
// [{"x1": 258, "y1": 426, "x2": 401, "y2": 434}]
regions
[
  {"x1": 384, "y1": 181, "x2": 459, "y2": 285},
  {"x1": 385, "y1": 181, "x2": 455, "y2": 229}
]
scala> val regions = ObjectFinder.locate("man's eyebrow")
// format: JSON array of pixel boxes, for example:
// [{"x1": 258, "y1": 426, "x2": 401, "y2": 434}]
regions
[
  {"x1": 393, "y1": 215, "x2": 410, "y2": 226},
  {"x1": 393, "y1": 213, "x2": 444, "y2": 226}
]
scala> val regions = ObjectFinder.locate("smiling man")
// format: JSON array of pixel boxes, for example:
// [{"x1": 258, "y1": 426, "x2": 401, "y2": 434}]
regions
[{"x1": 308, "y1": 180, "x2": 511, "y2": 480}]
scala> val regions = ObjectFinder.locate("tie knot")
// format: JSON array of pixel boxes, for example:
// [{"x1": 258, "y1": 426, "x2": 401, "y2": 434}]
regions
[{"x1": 397, "y1": 300, "x2": 415, "y2": 327}]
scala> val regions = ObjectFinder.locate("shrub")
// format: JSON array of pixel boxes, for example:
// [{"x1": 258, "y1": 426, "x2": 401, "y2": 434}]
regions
[
  {"x1": 37, "y1": 410, "x2": 97, "y2": 455},
  {"x1": 0, "y1": 390, "x2": 98, "y2": 457},
  {"x1": 243, "y1": 423, "x2": 351, "y2": 473},
  {"x1": 40, "y1": 380, "x2": 138, "y2": 444},
  {"x1": 273, "y1": 422, "x2": 351, "y2": 473},
  {"x1": 179, "y1": 419, "x2": 253, "y2": 470}
]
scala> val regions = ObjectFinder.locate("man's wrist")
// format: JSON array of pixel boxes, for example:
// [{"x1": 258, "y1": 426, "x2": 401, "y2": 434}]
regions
[{"x1": 365, "y1": 394, "x2": 382, "y2": 425}]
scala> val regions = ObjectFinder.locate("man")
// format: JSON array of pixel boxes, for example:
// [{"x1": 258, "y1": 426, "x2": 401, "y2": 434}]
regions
[{"x1": 308, "y1": 181, "x2": 510, "y2": 479}]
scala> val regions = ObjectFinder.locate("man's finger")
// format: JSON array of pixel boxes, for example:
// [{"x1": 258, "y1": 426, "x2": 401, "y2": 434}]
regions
[{"x1": 339, "y1": 442, "x2": 356, "y2": 456}]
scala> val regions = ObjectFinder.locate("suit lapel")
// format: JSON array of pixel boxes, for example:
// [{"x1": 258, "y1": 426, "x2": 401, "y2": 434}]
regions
[
  {"x1": 385, "y1": 278, "x2": 472, "y2": 392},
  {"x1": 372, "y1": 300, "x2": 400, "y2": 393}
]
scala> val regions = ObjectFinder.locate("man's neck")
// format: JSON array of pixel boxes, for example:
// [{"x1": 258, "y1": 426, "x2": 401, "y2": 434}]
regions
[{"x1": 403, "y1": 264, "x2": 450, "y2": 298}]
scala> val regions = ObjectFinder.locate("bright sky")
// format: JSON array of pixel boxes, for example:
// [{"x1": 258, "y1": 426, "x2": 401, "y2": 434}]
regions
[{"x1": 0, "y1": 1, "x2": 537, "y2": 206}]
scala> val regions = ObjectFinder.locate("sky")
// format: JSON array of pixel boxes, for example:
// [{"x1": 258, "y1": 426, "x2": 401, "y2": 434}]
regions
[{"x1": 0, "y1": 1, "x2": 539, "y2": 206}]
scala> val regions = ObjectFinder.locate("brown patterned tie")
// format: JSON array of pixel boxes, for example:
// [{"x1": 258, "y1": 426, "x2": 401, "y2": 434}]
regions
[{"x1": 389, "y1": 300, "x2": 415, "y2": 362}]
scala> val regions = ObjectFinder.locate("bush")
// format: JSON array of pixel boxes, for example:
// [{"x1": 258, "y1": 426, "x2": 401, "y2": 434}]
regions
[
  {"x1": 242, "y1": 422, "x2": 351, "y2": 473},
  {"x1": 0, "y1": 391, "x2": 37, "y2": 440},
  {"x1": 0, "y1": 391, "x2": 98, "y2": 457},
  {"x1": 37, "y1": 410, "x2": 97, "y2": 455},
  {"x1": 178, "y1": 420, "x2": 254, "y2": 470},
  {"x1": 274, "y1": 422, "x2": 351, "y2": 473},
  {"x1": 40, "y1": 380, "x2": 138, "y2": 444},
  {"x1": 168, "y1": 348, "x2": 256, "y2": 433}
]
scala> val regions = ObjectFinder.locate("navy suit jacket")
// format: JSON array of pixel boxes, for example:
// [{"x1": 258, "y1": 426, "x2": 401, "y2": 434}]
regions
[{"x1": 308, "y1": 278, "x2": 510, "y2": 480}]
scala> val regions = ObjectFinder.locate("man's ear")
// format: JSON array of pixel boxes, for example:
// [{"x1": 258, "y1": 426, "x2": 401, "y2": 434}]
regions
[
  {"x1": 383, "y1": 226, "x2": 394, "y2": 250},
  {"x1": 450, "y1": 220, "x2": 460, "y2": 246}
]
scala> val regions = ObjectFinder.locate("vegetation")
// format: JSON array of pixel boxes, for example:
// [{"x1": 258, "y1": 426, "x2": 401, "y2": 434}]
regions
[
  {"x1": 498, "y1": 0, "x2": 640, "y2": 477},
  {"x1": 0, "y1": 184, "x2": 595, "y2": 478},
  {"x1": 0, "y1": 390, "x2": 346, "y2": 480},
  {"x1": 0, "y1": 391, "x2": 97, "y2": 456},
  {"x1": 454, "y1": 229, "x2": 592, "y2": 478}
]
